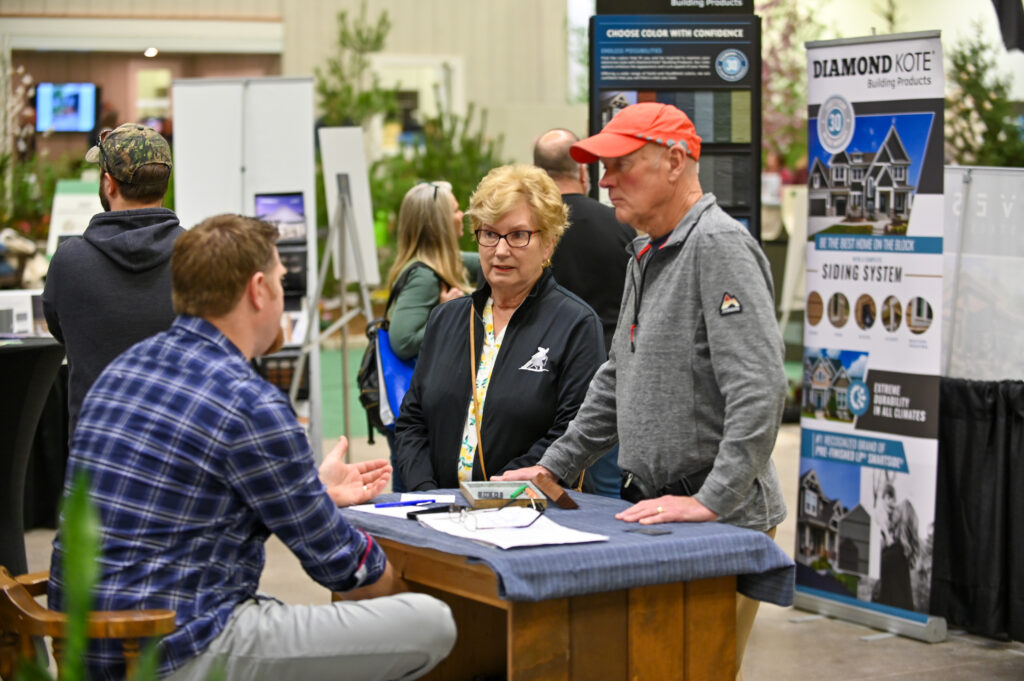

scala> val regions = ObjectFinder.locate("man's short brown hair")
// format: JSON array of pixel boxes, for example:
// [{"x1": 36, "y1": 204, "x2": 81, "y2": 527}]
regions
[
  {"x1": 172, "y1": 214, "x2": 278, "y2": 317},
  {"x1": 86, "y1": 123, "x2": 173, "y2": 201},
  {"x1": 115, "y1": 164, "x2": 171, "y2": 203}
]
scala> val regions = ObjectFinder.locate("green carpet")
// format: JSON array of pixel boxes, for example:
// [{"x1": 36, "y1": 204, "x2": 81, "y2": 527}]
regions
[{"x1": 319, "y1": 348, "x2": 368, "y2": 439}]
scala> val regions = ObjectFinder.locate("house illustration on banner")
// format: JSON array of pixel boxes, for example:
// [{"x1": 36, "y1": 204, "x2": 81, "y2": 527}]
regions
[
  {"x1": 797, "y1": 469, "x2": 870, "y2": 578},
  {"x1": 808, "y1": 124, "x2": 914, "y2": 221},
  {"x1": 803, "y1": 355, "x2": 852, "y2": 421},
  {"x1": 837, "y1": 503, "x2": 870, "y2": 576},
  {"x1": 797, "y1": 469, "x2": 843, "y2": 564}
]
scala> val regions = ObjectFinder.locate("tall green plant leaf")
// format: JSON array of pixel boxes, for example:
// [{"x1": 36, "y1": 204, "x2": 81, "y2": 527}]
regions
[
  {"x1": 126, "y1": 641, "x2": 162, "y2": 681},
  {"x1": 13, "y1": 659, "x2": 53, "y2": 681},
  {"x1": 60, "y1": 472, "x2": 100, "y2": 681}
]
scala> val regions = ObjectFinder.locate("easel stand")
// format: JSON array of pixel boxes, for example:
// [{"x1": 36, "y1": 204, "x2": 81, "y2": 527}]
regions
[{"x1": 291, "y1": 193, "x2": 374, "y2": 462}]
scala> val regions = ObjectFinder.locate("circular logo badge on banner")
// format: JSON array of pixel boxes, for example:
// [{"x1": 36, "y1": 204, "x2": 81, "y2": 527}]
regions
[
  {"x1": 847, "y1": 379, "x2": 870, "y2": 417},
  {"x1": 715, "y1": 49, "x2": 749, "y2": 82},
  {"x1": 818, "y1": 94, "x2": 855, "y2": 154}
]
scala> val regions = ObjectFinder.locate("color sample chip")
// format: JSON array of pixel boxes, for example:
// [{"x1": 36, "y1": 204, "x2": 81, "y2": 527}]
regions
[
  {"x1": 693, "y1": 91, "x2": 715, "y2": 142},
  {"x1": 698, "y1": 153, "x2": 753, "y2": 209},
  {"x1": 731, "y1": 90, "x2": 751, "y2": 143},
  {"x1": 714, "y1": 91, "x2": 732, "y2": 143}
]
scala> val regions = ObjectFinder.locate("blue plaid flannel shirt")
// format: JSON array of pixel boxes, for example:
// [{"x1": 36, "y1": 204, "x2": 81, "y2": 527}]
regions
[{"x1": 48, "y1": 315, "x2": 386, "y2": 680}]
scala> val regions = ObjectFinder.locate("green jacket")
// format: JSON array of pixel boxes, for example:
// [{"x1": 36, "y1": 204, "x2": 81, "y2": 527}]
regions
[{"x1": 386, "y1": 252, "x2": 481, "y2": 360}]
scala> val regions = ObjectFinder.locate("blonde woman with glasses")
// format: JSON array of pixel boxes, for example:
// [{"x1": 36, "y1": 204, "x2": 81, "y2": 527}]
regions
[{"x1": 393, "y1": 165, "x2": 604, "y2": 492}]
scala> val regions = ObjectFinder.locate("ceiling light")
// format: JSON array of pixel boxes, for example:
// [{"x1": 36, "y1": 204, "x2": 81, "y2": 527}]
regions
[{"x1": 144, "y1": 47, "x2": 159, "y2": 58}]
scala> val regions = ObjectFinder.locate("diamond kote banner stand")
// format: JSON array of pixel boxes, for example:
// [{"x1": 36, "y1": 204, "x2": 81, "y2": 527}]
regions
[{"x1": 795, "y1": 31, "x2": 947, "y2": 642}]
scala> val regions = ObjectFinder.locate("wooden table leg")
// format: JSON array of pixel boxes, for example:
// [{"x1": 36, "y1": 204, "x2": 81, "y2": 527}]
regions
[
  {"x1": 628, "y1": 576, "x2": 736, "y2": 681},
  {"x1": 507, "y1": 598, "x2": 570, "y2": 681},
  {"x1": 569, "y1": 590, "x2": 628, "y2": 680},
  {"x1": 629, "y1": 581, "x2": 686, "y2": 681},
  {"x1": 683, "y1": 577, "x2": 736, "y2": 681}
]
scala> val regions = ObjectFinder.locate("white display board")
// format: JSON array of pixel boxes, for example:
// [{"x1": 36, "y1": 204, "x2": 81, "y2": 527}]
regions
[
  {"x1": 942, "y1": 166, "x2": 1024, "y2": 382},
  {"x1": 171, "y1": 76, "x2": 322, "y2": 457},
  {"x1": 317, "y1": 127, "x2": 380, "y2": 286},
  {"x1": 171, "y1": 80, "x2": 244, "y2": 229},
  {"x1": 172, "y1": 77, "x2": 316, "y2": 232},
  {"x1": 0, "y1": 289, "x2": 42, "y2": 335}
]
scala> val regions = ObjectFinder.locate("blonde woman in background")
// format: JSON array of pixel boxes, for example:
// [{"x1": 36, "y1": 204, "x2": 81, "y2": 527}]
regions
[
  {"x1": 386, "y1": 181, "x2": 480, "y2": 360},
  {"x1": 384, "y1": 181, "x2": 480, "y2": 491}
]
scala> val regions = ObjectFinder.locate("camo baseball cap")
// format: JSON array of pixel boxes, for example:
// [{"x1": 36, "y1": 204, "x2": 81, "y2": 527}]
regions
[{"x1": 85, "y1": 123, "x2": 172, "y2": 183}]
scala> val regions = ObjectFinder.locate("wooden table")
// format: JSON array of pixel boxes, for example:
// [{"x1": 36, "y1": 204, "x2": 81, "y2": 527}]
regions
[{"x1": 375, "y1": 536, "x2": 736, "y2": 681}]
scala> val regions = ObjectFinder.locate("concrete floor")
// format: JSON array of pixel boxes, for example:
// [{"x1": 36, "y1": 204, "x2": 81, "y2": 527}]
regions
[{"x1": 23, "y1": 424, "x2": 1024, "y2": 679}]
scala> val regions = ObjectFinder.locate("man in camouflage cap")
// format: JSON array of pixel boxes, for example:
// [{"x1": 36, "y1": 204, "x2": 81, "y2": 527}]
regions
[
  {"x1": 43, "y1": 122, "x2": 185, "y2": 438},
  {"x1": 84, "y1": 122, "x2": 173, "y2": 190}
]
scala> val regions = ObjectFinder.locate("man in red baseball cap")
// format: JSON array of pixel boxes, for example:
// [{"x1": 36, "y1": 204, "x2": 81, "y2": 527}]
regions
[
  {"x1": 570, "y1": 102, "x2": 703, "y2": 238},
  {"x1": 497, "y1": 102, "x2": 788, "y2": 680}
]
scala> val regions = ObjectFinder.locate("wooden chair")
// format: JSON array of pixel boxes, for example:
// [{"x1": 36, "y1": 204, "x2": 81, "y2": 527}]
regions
[{"x1": 0, "y1": 567, "x2": 176, "y2": 680}]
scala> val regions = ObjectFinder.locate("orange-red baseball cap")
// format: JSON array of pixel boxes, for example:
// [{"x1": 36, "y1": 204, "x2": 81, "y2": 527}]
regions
[{"x1": 570, "y1": 102, "x2": 702, "y2": 164}]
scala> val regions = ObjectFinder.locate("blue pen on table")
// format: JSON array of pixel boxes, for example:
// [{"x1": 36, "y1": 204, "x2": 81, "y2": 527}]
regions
[{"x1": 374, "y1": 499, "x2": 437, "y2": 508}]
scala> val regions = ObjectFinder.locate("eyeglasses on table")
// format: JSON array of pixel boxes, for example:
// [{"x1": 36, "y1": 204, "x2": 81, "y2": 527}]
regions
[{"x1": 447, "y1": 498, "x2": 545, "y2": 531}]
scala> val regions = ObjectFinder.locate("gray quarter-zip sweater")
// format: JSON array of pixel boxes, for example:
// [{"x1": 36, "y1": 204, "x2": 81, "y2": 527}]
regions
[{"x1": 538, "y1": 193, "x2": 787, "y2": 531}]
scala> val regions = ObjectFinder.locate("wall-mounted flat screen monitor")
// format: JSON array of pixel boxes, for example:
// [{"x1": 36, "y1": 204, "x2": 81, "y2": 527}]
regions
[
  {"x1": 35, "y1": 82, "x2": 98, "y2": 133},
  {"x1": 255, "y1": 192, "x2": 307, "y2": 242}
]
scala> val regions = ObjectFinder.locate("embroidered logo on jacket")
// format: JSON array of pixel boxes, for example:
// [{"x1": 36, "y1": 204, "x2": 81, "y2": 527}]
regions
[
  {"x1": 720, "y1": 293, "x2": 742, "y2": 315},
  {"x1": 519, "y1": 347, "x2": 550, "y2": 372}
]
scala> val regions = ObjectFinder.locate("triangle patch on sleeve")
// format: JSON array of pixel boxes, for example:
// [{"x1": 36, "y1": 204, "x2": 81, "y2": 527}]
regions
[{"x1": 720, "y1": 292, "x2": 742, "y2": 315}]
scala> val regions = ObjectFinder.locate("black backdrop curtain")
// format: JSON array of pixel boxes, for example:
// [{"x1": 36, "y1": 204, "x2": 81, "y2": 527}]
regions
[{"x1": 931, "y1": 378, "x2": 1024, "y2": 641}]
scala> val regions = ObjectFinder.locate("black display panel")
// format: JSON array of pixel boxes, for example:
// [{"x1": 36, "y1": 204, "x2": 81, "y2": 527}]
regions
[{"x1": 589, "y1": 13, "x2": 762, "y2": 239}]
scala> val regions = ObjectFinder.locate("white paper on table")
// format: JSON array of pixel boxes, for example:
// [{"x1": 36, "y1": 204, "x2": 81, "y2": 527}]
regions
[
  {"x1": 417, "y1": 506, "x2": 608, "y2": 549},
  {"x1": 349, "y1": 493, "x2": 456, "y2": 519}
]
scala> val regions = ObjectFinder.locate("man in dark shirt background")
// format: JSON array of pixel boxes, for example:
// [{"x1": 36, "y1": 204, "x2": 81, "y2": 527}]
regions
[
  {"x1": 42, "y1": 123, "x2": 184, "y2": 439},
  {"x1": 534, "y1": 128, "x2": 636, "y2": 497}
]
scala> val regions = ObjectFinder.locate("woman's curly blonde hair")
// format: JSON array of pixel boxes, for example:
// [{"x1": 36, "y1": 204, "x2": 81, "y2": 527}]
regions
[{"x1": 467, "y1": 164, "x2": 568, "y2": 247}]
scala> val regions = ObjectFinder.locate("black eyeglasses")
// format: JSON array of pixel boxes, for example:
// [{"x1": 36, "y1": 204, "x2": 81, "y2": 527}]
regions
[
  {"x1": 447, "y1": 498, "x2": 545, "y2": 530},
  {"x1": 474, "y1": 229, "x2": 537, "y2": 248}
]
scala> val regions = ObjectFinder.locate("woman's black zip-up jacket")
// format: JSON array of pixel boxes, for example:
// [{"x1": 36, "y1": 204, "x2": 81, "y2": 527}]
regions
[{"x1": 393, "y1": 268, "x2": 605, "y2": 491}]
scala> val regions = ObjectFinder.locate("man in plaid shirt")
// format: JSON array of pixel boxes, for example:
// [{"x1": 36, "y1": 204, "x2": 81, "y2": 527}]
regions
[{"x1": 48, "y1": 214, "x2": 455, "y2": 681}]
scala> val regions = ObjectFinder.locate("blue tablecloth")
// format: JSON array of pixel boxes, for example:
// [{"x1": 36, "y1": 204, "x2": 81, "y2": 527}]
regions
[{"x1": 342, "y1": 490, "x2": 795, "y2": 606}]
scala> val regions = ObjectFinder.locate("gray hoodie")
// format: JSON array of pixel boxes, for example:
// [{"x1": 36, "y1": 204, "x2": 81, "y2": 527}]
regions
[
  {"x1": 539, "y1": 193, "x2": 787, "y2": 531},
  {"x1": 42, "y1": 207, "x2": 184, "y2": 438}
]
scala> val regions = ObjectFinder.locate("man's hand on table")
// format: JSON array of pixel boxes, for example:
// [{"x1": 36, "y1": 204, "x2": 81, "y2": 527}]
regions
[
  {"x1": 491, "y1": 464, "x2": 556, "y2": 483},
  {"x1": 335, "y1": 561, "x2": 410, "y2": 601},
  {"x1": 616, "y1": 495, "x2": 719, "y2": 525},
  {"x1": 318, "y1": 436, "x2": 392, "y2": 507}
]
